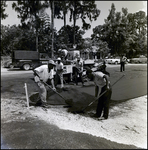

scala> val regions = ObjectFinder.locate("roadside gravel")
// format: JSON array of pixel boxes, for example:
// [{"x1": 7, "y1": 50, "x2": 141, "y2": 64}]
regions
[{"x1": 1, "y1": 95, "x2": 147, "y2": 149}]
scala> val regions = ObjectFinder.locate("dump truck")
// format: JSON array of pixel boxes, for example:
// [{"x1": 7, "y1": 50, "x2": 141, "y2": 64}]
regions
[
  {"x1": 59, "y1": 49, "x2": 95, "y2": 82},
  {"x1": 10, "y1": 50, "x2": 50, "y2": 70}
]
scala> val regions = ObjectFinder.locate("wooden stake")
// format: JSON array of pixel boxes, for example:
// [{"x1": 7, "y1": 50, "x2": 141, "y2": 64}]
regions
[{"x1": 24, "y1": 83, "x2": 29, "y2": 108}]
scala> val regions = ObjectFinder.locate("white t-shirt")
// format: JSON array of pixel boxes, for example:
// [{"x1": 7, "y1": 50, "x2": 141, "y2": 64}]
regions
[
  {"x1": 56, "y1": 62, "x2": 63, "y2": 70},
  {"x1": 121, "y1": 56, "x2": 127, "y2": 62},
  {"x1": 34, "y1": 65, "x2": 54, "y2": 82},
  {"x1": 94, "y1": 71, "x2": 107, "y2": 88}
]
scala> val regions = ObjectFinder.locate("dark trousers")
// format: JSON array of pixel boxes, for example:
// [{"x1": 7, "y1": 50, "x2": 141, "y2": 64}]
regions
[
  {"x1": 74, "y1": 67, "x2": 84, "y2": 85},
  {"x1": 96, "y1": 85, "x2": 112, "y2": 119},
  {"x1": 120, "y1": 62, "x2": 125, "y2": 72}
]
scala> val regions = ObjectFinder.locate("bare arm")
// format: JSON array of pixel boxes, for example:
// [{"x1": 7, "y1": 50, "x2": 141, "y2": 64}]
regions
[
  {"x1": 50, "y1": 78, "x2": 56, "y2": 89},
  {"x1": 103, "y1": 75, "x2": 110, "y2": 89}
]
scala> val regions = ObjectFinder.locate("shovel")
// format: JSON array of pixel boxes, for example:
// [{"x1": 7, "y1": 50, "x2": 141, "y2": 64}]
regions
[
  {"x1": 33, "y1": 70, "x2": 73, "y2": 106},
  {"x1": 42, "y1": 81, "x2": 73, "y2": 106},
  {"x1": 73, "y1": 74, "x2": 125, "y2": 114}
]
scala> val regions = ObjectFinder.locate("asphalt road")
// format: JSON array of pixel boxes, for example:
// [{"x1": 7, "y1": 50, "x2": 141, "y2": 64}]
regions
[
  {"x1": 1, "y1": 64, "x2": 147, "y2": 149},
  {"x1": 1, "y1": 63, "x2": 147, "y2": 101}
]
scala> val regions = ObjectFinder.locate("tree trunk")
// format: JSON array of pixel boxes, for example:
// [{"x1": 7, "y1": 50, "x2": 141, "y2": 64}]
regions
[
  {"x1": 51, "y1": 1, "x2": 54, "y2": 58},
  {"x1": 36, "y1": 31, "x2": 38, "y2": 52},
  {"x1": 64, "y1": 12, "x2": 66, "y2": 27},
  {"x1": 73, "y1": 1, "x2": 76, "y2": 46},
  {"x1": 35, "y1": 14, "x2": 38, "y2": 52}
]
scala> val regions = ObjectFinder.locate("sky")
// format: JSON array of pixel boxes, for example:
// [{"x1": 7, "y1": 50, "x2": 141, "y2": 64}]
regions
[{"x1": 1, "y1": 1, "x2": 147, "y2": 38}]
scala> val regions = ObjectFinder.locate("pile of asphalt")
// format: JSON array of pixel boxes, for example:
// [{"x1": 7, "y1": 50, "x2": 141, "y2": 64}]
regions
[{"x1": 29, "y1": 87, "x2": 97, "y2": 113}]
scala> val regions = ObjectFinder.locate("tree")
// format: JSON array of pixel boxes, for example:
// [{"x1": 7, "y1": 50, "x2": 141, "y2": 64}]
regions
[
  {"x1": 1, "y1": 24, "x2": 37, "y2": 55},
  {"x1": 57, "y1": 25, "x2": 85, "y2": 50},
  {"x1": 54, "y1": 1, "x2": 70, "y2": 27},
  {"x1": 37, "y1": 8, "x2": 52, "y2": 53},
  {"x1": 125, "y1": 11, "x2": 147, "y2": 57},
  {"x1": 69, "y1": 1, "x2": 100, "y2": 46},
  {"x1": 12, "y1": 1, "x2": 48, "y2": 52},
  {"x1": 44, "y1": 0, "x2": 59, "y2": 58},
  {"x1": 1, "y1": 0, "x2": 8, "y2": 20},
  {"x1": 91, "y1": 3, "x2": 147, "y2": 58}
]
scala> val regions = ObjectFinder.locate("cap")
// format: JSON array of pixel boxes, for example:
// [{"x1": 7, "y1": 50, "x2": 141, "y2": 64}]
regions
[
  {"x1": 48, "y1": 60, "x2": 56, "y2": 66},
  {"x1": 91, "y1": 68, "x2": 97, "y2": 72},
  {"x1": 97, "y1": 62, "x2": 106, "y2": 71},
  {"x1": 57, "y1": 57, "x2": 61, "y2": 61}
]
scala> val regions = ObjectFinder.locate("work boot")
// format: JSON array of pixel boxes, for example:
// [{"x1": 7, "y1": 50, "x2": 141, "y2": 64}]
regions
[
  {"x1": 35, "y1": 99, "x2": 42, "y2": 106},
  {"x1": 40, "y1": 102, "x2": 50, "y2": 108},
  {"x1": 102, "y1": 115, "x2": 108, "y2": 119},
  {"x1": 91, "y1": 113, "x2": 99, "y2": 118}
]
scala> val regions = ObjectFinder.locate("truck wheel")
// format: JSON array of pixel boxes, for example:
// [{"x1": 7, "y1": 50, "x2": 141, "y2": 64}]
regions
[
  {"x1": 115, "y1": 61, "x2": 118, "y2": 65},
  {"x1": 23, "y1": 64, "x2": 30, "y2": 70}
]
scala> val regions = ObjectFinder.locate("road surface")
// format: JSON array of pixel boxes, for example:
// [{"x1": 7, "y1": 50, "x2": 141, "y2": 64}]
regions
[{"x1": 1, "y1": 64, "x2": 147, "y2": 149}]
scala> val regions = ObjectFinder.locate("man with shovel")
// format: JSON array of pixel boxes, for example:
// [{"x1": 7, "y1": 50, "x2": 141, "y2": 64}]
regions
[
  {"x1": 86, "y1": 62, "x2": 112, "y2": 120},
  {"x1": 33, "y1": 60, "x2": 56, "y2": 107}
]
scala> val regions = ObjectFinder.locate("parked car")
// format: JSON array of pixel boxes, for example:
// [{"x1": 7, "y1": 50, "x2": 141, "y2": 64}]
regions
[
  {"x1": 105, "y1": 56, "x2": 120, "y2": 65},
  {"x1": 130, "y1": 55, "x2": 147, "y2": 63}
]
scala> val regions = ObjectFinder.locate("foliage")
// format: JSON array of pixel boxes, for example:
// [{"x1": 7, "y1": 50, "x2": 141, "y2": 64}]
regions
[
  {"x1": 69, "y1": 1, "x2": 100, "y2": 30},
  {"x1": 56, "y1": 25, "x2": 85, "y2": 50},
  {"x1": 1, "y1": 24, "x2": 36, "y2": 55},
  {"x1": 54, "y1": 1, "x2": 70, "y2": 27},
  {"x1": 1, "y1": 0, "x2": 8, "y2": 20},
  {"x1": 91, "y1": 3, "x2": 147, "y2": 58},
  {"x1": 68, "y1": 1, "x2": 100, "y2": 44},
  {"x1": 1, "y1": 1, "x2": 147, "y2": 59},
  {"x1": 12, "y1": 1, "x2": 49, "y2": 51}
]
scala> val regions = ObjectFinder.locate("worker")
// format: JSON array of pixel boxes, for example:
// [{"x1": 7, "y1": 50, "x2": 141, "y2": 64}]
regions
[
  {"x1": 120, "y1": 54, "x2": 127, "y2": 72},
  {"x1": 55, "y1": 57, "x2": 64, "y2": 89},
  {"x1": 86, "y1": 62, "x2": 112, "y2": 119},
  {"x1": 33, "y1": 60, "x2": 56, "y2": 107},
  {"x1": 73, "y1": 57, "x2": 84, "y2": 86}
]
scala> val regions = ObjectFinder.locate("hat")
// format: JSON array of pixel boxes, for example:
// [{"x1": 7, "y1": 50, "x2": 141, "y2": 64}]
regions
[
  {"x1": 97, "y1": 62, "x2": 106, "y2": 71},
  {"x1": 48, "y1": 60, "x2": 56, "y2": 66},
  {"x1": 91, "y1": 68, "x2": 97, "y2": 72},
  {"x1": 57, "y1": 57, "x2": 61, "y2": 61}
]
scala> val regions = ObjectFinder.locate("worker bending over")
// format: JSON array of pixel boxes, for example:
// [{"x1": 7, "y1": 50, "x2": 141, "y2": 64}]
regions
[
  {"x1": 33, "y1": 60, "x2": 56, "y2": 107},
  {"x1": 86, "y1": 62, "x2": 112, "y2": 119}
]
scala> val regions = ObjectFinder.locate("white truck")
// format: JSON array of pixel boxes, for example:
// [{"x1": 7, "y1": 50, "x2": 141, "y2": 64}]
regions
[{"x1": 59, "y1": 49, "x2": 95, "y2": 82}]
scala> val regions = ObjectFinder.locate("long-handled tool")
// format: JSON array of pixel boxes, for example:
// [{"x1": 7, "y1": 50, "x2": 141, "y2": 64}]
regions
[
  {"x1": 42, "y1": 81, "x2": 73, "y2": 106},
  {"x1": 33, "y1": 70, "x2": 73, "y2": 106},
  {"x1": 74, "y1": 74, "x2": 125, "y2": 114}
]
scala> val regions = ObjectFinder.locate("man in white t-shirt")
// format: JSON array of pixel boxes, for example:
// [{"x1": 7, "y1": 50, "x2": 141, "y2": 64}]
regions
[
  {"x1": 86, "y1": 62, "x2": 112, "y2": 119},
  {"x1": 55, "y1": 57, "x2": 64, "y2": 88},
  {"x1": 120, "y1": 54, "x2": 127, "y2": 72},
  {"x1": 73, "y1": 57, "x2": 84, "y2": 86},
  {"x1": 33, "y1": 60, "x2": 56, "y2": 107}
]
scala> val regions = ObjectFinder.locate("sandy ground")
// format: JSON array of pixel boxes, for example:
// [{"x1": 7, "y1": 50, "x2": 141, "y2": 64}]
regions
[{"x1": 1, "y1": 94, "x2": 147, "y2": 149}]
